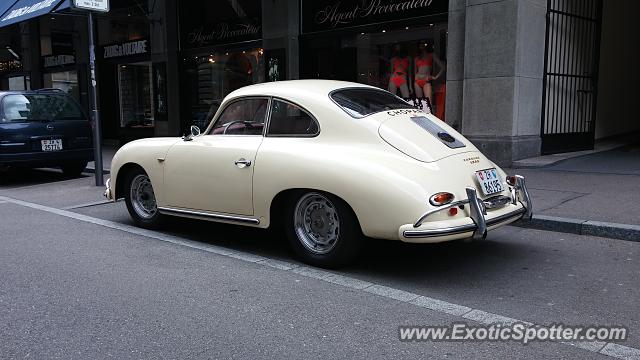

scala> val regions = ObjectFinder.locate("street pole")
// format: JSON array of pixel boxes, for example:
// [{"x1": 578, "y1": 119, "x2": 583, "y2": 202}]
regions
[{"x1": 87, "y1": 11, "x2": 104, "y2": 186}]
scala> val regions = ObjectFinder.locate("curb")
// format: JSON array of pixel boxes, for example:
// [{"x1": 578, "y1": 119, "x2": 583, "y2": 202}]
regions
[
  {"x1": 512, "y1": 215, "x2": 640, "y2": 242},
  {"x1": 84, "y1": 167, "x2": 109, "y2": 175}
]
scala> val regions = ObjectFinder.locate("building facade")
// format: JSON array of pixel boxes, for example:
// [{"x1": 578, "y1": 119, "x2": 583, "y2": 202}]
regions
[{"x1": 1, "y1": 0, "x2": 637, "y2": 165}]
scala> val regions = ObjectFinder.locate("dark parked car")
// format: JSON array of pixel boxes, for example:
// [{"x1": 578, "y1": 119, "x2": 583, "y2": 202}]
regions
[{"x1": 0, "y1": 89, "x2": 93, "y2": 176}]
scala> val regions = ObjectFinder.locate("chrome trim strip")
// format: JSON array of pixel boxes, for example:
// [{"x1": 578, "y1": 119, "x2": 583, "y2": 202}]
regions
[
  {"x1": 413, "y1": 199, "x2": 470, "y2": 228},
  {"x1": 403, "y1": 207, "x2": 525, "y2": 239},
  {"x1": 515, "y1": 175, "x2": 533, "y2": 220},
  {"x1": 158, "y1": 206, "x2": 260, "y2": 225}
]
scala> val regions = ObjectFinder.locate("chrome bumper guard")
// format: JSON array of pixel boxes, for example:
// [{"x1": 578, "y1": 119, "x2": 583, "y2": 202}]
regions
[
  {"x1": 406, "y1": 174, "x2": 533, "y2": 240},
  {"x1": 103, "y1": 178, "x2": 113, "y2": 200}
]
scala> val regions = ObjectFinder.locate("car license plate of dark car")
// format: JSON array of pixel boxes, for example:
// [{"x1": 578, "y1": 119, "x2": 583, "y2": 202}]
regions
[{"x1": 41, "y1": 139, "x2": 63, "y2": 152}]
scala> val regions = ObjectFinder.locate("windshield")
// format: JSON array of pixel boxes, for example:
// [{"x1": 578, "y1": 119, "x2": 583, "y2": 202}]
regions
[
  {"x1": 1, "y1": 94, "x2": 85, "y2": 122},
  {"x1": 330, "y1": 88, "x2": 419, "y2": 118}
]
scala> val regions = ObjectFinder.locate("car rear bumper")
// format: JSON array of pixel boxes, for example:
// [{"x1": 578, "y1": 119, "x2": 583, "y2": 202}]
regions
[
  {"x1": 0, "y1": 148, "x2": 94, "y2": 168},
  {"x1": 398, "y1": 175, "x2": 533, "y2": 243}
]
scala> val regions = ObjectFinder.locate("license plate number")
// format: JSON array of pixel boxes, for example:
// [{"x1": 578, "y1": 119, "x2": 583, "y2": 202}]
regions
[
  {"x1": 41, "y1": 139, "x2": 63, "y2": 152},
  {"x1": 475, "y1": 168, "x2": 504, "y2": 196}
]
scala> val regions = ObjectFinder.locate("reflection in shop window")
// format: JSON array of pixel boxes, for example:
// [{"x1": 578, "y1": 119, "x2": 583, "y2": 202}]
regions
[
  {"x1": 184, "y1": 48, "x2": 265, "y2": 130},
  {"x1": 43, "y1": 71, "x2": 79, "y2": 101},
  {"x1": 118, "y1": 63, "x2": 154, "y2": 129}
]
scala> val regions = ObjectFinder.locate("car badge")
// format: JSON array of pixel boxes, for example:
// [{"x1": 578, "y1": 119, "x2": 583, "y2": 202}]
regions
[{"x1": 46, "y1": 124, "x2": 54, "y2": 131}]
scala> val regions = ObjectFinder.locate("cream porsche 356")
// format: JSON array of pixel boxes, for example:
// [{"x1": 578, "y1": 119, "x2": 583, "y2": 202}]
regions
[{"x1": 104, "y1": 80, "x2": 532, "y2": 267}]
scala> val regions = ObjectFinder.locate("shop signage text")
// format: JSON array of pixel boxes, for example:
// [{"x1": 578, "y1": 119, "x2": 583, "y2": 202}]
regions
[
  {"x1": 103, "y1": 40, "x2": 148, "y2": 59},
  {"x1": 0, "y1": 60, "x2": 22, "y2": 73},
  {"x1": 43, "y1": 54, "x2": 76, "y2": 68},
  {"x1": 1, "y1": 0, "x2": 57, "y2": 22},
  {"x1": 302, "y1": 0, "x2": 448, "y2": 33},
  {"x1": 186, "y1": 23, "x2": 261, "y2": 48}
]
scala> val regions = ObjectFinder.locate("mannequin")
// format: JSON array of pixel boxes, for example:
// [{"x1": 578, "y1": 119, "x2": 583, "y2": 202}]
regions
[
  {"x1": 414, "y1": 42, "x2": 445, "y2": 106},
  {"x1": 387, "y1": 44, "x2": 411, "y2": 98}
]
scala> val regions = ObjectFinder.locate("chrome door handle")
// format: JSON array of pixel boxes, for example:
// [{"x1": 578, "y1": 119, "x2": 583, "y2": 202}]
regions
[{"x1": 234, "y1": 158, "x2": 252, "y2": 168}]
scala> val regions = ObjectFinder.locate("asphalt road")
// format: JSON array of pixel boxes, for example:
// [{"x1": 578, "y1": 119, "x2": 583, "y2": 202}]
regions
[{"x1": 1, "y1": 170, "x2": 639, "y2": 359}]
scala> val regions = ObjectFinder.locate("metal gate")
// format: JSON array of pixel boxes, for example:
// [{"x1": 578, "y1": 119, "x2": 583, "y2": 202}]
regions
[{"x1": 541, "y1": 0, "x2": 602, "y2": 154}]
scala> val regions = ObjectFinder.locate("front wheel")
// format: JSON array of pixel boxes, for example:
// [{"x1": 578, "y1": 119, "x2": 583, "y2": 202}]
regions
[
  {"x1": 124, "y1": 168, "x2": 164, "y2": 229},
  {"x1": 285, "y1": 191, "x2": 362, "y2": 268}
]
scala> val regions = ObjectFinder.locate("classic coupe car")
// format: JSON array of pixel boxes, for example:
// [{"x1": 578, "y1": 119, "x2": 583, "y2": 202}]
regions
[{"x1": 104, "y1": 80, "x2": 532, "y2": 267}]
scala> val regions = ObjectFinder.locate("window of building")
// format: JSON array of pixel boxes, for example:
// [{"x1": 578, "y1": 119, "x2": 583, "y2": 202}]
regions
[
  {"x1": 301, "y1": 23, "x2": 448, "y2": 119},
  {"x1": 118, "y1": 62, "x2": 154, "y2": 128},
  {"x1": 183, "y1": 48, "x2": 265, "y2": 130},
  {"x1": 267, "y1": 99, "x2": 319, "y2": 136},
  {"x1": 43, "y1": 71, "x2": 78, "y2": 101},
  {"x1": 210, "y1": 98, "x2": 268, "y2": 136}
]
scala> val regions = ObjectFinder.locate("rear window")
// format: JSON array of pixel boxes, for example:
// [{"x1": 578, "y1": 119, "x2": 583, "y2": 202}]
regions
[
  {"x1": 1, "y1": 94, "x2": 84, "y2": 122},
  {"x1": 330, "y1": 88, "x2": 417, "y2": 118}
]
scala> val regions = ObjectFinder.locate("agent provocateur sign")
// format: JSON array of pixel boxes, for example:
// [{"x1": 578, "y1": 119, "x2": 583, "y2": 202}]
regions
[
  {"x1": 302, "y1": 0, "x2": 448, "y2": 33},
  {"x1": 185, "y1": 22, "x2": 261, "y2": 48}
]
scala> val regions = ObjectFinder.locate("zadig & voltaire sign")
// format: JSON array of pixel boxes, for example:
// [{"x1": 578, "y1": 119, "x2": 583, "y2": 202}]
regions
[
  {"x1": 102, "y1": 39, "x2": 148, "y2": 59},
  {"x1": 301, "y1": 0, "x2": 448, "y2": 33}
]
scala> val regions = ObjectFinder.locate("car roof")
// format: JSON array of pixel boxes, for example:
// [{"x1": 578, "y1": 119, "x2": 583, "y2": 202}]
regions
[
  {"x1": 0, "y1": 89, "x2": 69, "y2": 96},
  {"x1": 226, "y1": 79, "x2": 378, "y2": 100}
]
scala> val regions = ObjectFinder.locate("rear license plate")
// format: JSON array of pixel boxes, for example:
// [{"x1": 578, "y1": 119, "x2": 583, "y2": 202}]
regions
[
  {"x1": 475, "y1": 168, "x2": 504, "y2": 196},
  {"x1": 41, "y1": 139, "x2": 63, "y2": 152}
]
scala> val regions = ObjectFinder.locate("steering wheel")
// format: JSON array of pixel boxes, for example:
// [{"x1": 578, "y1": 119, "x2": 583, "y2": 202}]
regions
[{"x1": 222, "y1": 120, "x2": 254, "y2": 135}]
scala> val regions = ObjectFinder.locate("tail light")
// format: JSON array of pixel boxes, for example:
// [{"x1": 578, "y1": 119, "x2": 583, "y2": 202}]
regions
[
  {"x1": 429, "y1": 192, "x2": 454, "y2": 206},
  {"x1": 506, "y1": 175, "x2": 516, "y2": 186}
]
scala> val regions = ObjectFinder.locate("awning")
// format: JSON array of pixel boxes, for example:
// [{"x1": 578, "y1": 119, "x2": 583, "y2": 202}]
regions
[{"x1": 0, "y1": 0, "x2": 70, "y2": 29}]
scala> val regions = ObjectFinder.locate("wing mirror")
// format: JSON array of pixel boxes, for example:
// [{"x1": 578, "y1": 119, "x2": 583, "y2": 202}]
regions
[{"x1": 183, "y1": 125, "x2": 201, "y2": 141}]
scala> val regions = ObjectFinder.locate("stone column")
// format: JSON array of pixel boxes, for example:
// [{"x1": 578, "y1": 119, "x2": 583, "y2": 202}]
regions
[
  {"x1": 261, "y1": 0, "x2": 300, "y2": 80},
  {"x1": 460, "y1": 0, "x2": 546, "y2": 166},
  {"x1": 150, "y1": 0, "x2": 181, "y2": 137}
]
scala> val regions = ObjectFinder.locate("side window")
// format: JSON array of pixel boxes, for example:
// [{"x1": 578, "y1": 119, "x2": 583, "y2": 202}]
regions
[
  {"x1": 267, "y1": 99, "x2": 319, "y2": 136},
  {"x1": 2, "y1": 95, "x2": 30, "y2": 122},
  {"x1": 210, "y1": 98, "x2": 268, "y2": 135}
]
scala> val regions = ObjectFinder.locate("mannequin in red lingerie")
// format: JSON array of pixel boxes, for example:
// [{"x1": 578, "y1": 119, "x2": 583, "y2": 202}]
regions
[
  {"x1": 387, "y1": 44, "x2": 411, "y2": 98},
  {"x1": 414, "y1": 42, "x2": 445, "y2": 106}
]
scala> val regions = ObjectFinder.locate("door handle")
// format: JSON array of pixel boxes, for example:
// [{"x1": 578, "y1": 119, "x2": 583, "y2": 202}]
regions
[{"x1": 234, "y1": 158, "x2": 252, "y2": 168}]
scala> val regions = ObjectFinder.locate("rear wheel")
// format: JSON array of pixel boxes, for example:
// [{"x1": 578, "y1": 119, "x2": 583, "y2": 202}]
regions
[
  {"x1": 124, "y1": 168, "x2": 164, "y2": 229},
  {"x1": 285, "y1": 191, "x2": 362, "y2": 268},
  {"x1": 61, "y1": 162, "x2": 87, "y2": 177}
]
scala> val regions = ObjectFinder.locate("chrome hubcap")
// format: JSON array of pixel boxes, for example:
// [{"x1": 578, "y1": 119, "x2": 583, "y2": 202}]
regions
[
  {"x1": 294, "y1": 193, "x2": 340, "y2": 254},
  {"x1": 130, "y1": 174, "x2": 157, "y2": 219}
]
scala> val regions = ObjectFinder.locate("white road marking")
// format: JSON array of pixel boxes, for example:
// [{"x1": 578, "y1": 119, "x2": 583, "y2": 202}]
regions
[{"x1": 1, "y1": 194, "x2": 639, "y2": 359}]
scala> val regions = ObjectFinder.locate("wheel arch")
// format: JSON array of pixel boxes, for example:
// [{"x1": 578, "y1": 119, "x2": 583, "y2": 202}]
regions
[
  {"x1": 114, "y1": 162, "x2": 147, "y2": 200},
  {"x1": 268, "y1": 188, "x2": 364, "y2": 234}
]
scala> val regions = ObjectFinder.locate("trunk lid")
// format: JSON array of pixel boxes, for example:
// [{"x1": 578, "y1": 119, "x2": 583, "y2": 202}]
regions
[{"x1": 376, "y1": 112, "x2": 476, "y2": 162}]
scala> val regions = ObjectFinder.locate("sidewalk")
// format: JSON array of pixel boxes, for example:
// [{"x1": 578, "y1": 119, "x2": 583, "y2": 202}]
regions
[
  {"x1": 87, "y1": 145, "x2": 117, "y2": 173},
  {"x1": 508, "y1": 142, "x2": 640, "y2": 241}
]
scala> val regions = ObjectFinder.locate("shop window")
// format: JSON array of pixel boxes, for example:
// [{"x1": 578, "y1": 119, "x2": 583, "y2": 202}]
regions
[
  {"x1": 7, "y1": 76, "x2": 30, "y2": 91},
  {"x1": 183, "y1": 48, "x2": 265, "y2": 131},
  {"x1": 118, "y1": 63, "x2": 154, "y2": 128},
  {"x1": 43, "y1": 71, "x2": 79, "y2": 101},
  {"x1": 302, "y1": 24, "x2": 448, "y2": 119},
  {"x1": 210, "y1": 98, "x2": 267, "y2": 136},
  {"x1": 267, "y1": 99, "x2": 319, "y2": 136}
]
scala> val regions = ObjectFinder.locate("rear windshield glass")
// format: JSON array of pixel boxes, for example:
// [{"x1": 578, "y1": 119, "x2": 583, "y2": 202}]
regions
[
  {"x1": 330, "y1": 88, "x2": 417, "y2": 118},
  {"x1": 1, "y1": 94, "x2": 84, "y2": 122}
]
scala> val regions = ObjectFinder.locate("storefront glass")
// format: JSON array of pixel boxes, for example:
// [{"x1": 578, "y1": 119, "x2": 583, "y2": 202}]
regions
[
  {"x1": 182, "y1": 48, "x2": 265, "y2": 129},
  {"x1": 117, "y1": 62, "x2": 154, "y2": 129},
  {"x1": 302, "y1": 23, "x2": 448, "y2": 118},
  {"x1": 43, "y1": 70, "x2": 78, "y2": 100}
]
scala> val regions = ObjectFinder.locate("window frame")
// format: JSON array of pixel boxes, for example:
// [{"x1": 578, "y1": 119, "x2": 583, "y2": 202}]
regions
[
  {"x1": 264, "y1": 97, "x2": 320, "y2": 138},
  {"x1": 205, "y1": 96, "x2": 272, "y2": 137},
  {"x1": 328, "y1": 87, "x2": 419, "y2": 119}
]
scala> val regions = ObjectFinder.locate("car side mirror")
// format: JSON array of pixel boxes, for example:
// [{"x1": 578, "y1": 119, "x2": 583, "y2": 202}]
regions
[{"x1": 183, "y1": 125, "x2": 201, "y2": 141}]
